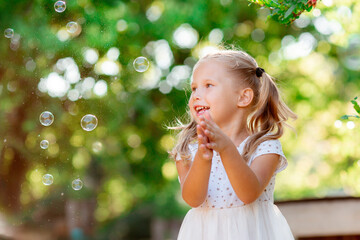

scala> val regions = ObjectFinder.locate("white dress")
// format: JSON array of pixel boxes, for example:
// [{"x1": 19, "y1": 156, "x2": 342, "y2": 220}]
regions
[{"x1": 177, "y1": 137, "x2": 294, "y2": 240}]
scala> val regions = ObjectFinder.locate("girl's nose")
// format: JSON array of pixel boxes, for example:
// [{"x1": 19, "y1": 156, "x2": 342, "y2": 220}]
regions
[{"x1": 193, "y1": 90, "x2": 201, "y2": 100}]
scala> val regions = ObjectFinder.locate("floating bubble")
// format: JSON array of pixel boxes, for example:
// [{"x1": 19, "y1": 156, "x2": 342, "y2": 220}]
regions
[
  {"x1": 54, "y1": 0, "x2": 66, "y2": 13},
  {"x1": 92, "y1": 141, "x2": 103, "y2": 153},
  {"x1": 347, "y1": 121, "x2": 355, "y2": 129},
  {"x1": 81, "y1": 114, "x2": 98, "y2": 131},
  {"x1": 40, "y1": 140, "x2": 49, "y2": 149},
  {"x1": 66, "y1": 21, "x2": 78, "y2": 34},
  {"x1": 42, "y1": 174, "x2": 54, "y2": 185},
  {"x1": 72, "y1": 178, "x2": 83, "y2": 190},
  {"x1": 133, "y1": 56, "x2": 150, "y2": 72},
  {"x1": 39, "y1": 111, "x2": 54, "y2": 126},
  {"x1": 4, "y1": 28, "x2": 14, "y2": 38}
]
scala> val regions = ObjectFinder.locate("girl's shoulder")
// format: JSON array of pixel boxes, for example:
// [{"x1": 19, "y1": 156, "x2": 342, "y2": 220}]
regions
[
  {"x1": 255, "y1": 138, "x2": 283, "y2": 151},
  {"x1": 249, "y1": 138, "x2": 288, "y2": 174}
]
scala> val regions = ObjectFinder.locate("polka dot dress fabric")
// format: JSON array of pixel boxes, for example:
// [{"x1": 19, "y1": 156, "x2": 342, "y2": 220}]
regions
[{"x1": 178, "y1": 138, "x2": 287, "y2": 209}]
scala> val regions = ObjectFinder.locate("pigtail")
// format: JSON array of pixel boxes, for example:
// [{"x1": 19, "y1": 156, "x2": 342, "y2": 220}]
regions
[{"x1": 243, "y1": 71, "x2": 297, "y2": 161}]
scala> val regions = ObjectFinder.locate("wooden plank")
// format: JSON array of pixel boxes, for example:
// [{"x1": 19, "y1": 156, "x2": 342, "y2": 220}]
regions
[{"x1": 277, "y1": 198, "x2": 360, "y2": 237}]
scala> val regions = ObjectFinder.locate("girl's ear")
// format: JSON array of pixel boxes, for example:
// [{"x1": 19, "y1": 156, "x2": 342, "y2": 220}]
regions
[{"x1": 237, "y1": 88, "x2": 254, "y2": 108}]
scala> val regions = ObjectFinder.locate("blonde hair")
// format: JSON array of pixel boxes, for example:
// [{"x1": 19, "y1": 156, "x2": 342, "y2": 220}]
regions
[{"x1": 169, "y1": 49, "x2": 297, "y2": 162}]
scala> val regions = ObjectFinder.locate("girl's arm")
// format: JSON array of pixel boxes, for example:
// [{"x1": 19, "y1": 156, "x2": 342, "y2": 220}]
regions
[
  {"x1": 175, "y1": 124, "x2": 213, "y2": 208},
  {"x1": 219, "y1": 143, "x2": 279, "y2": 204},
  {"x1": 176, "y1": 153, "x2": 212, "y2": 208}
]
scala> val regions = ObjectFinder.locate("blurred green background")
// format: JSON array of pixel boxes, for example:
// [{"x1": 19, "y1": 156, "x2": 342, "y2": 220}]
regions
[{"x1": 1, "y1": 0, "x2": 360, "y2": 239}]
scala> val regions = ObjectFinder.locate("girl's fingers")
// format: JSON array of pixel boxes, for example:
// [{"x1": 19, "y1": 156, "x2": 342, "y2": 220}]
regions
[
  {"x1": 203, "y1": 117, "x2": 216, "y2": 132},
  {"x1": 199, "y1": 118, "x2": 207, "y2": 129},
  {"x1": 198, "y1": 127, "x2": 211, "y2": 147},
  {"x1": 200, "y1": 143, "x2": 211, "y2": 155},
  {"x1": 198, "y1": 133, "x2": 205, "y2": 145},
  {"x1": 199, "y1": 143, "x2": 206, "y2": 151},
  {"x1": 196, "y1": 124, "x2": 202, "y2": 134},
  {"x1": 206, "y1": 142, "x2": 216, "y2": 149},
  {"x1": 197, "y1": 125, "x2": 205, "y2": 141},
  {"x1": 197, "y1": 124, "x2": 207, "y2": 136},
  {"x1": 200, "y1": 117, "x2": 216, "y2": 135},
  {"x1": 204, "y1": 129, "x2": 214, "y2": 140},
  {"x1": 199, "y1": 145, "x2": 212, "y2": 160}
]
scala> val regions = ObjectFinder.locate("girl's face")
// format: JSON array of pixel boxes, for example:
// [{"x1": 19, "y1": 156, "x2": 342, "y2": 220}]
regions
[{"x1": 189, "y1": 59, "x2": 242, "y2": 128}]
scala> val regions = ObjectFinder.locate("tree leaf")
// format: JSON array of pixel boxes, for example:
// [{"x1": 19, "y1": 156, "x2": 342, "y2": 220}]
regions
[
  {"x1": 351, "y1": 99, "x2": 360, "y2": 114},
  {"x1": 284, "y1": 5, "x2": 296, "y2": 18}
]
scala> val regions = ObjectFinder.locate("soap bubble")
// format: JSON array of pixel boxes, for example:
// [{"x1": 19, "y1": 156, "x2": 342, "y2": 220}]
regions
[
  {"x1": 92, "y1": 141, "x2": 103, "y2": 153},
  {"x1": 39, "y1": 111, "x2": 54, "y2": 126},
  {"x1": 72, "y1": 178, "x2": 83, "y2": 190},
  {"x1": 40, "y1": 140, "x2": 49, "y2": 149},
  {"x1": 133, "y1": 56, "x2": 150, "y2": 72},
  {"x1": 81, "y1": 114, "x2": 98, "y2": 131},
  {"x1": 4, "y1": 28, "x2": 14, "y2": 38},
  {"x1": 42, "y1": 174, "x2": 54, "y2": 185},
  {"x1": 66, "y1": 22, "x2": 78, "y2": 34},
  {"x1": 54, "y1": 0, "x2": 66, "y2": 13}
]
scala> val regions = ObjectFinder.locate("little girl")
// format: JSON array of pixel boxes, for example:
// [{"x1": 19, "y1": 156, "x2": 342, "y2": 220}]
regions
[{"x1": 170, "y1": 49, "x2": 297, "y2": 239}]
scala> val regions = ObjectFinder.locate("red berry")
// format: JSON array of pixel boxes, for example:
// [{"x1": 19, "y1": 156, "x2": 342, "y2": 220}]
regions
[{"x1": 307, "y1": 0, "x2": 317, "y2": 7}]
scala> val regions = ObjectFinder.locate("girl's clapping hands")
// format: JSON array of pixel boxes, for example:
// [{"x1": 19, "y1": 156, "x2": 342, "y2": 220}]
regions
[
  {"x1": 196, "y1": 121, "x2": 213, "y2": 161},
  {"x1": 199, "y1": 111, "x2": 232, "y2": 153}
]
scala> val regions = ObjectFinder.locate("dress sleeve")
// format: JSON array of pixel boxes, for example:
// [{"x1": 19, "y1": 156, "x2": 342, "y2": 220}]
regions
[
  {"x1": 249, "y1": 139, "x2": 288, "y2": 174},
  {"x1": 174, "y1": 143, "x2": 198, "y2": 162}
]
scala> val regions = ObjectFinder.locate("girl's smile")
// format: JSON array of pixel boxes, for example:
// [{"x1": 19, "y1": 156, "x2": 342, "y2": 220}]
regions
[{"x1": 194, "y1": 105, "x2": 210, "y2": 117}]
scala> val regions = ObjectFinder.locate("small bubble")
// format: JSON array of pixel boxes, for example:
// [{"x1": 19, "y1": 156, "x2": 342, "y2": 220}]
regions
[
  {"x1": 39, "y1": 111, "x2": 54, "y2": 126},
  {"x1": 54, "y1": 0, "x2": 66, "y2": 13},
  {"x1": 81, "y1": 114, "x2": 98, "y2": 131},
  {"x1": 133, "y1": 56, "x2": 150, "y2": 72},
  {"x1": 40, "y1": 140, "x2": 49, "y2": 149},
  {"x1": 4, "y1": 139, "x2": 7, "y2": 143},
  {"x1": 61, "y1": 192, "x2": 64, "y2": 196},
  {"x1": 72, "y1": 179, "x2": 83, "y2": 191},
  {"x1": 66, "y1": 22, "x2": 78, "y2": 34},
  {"x1": 42, "y1": 174, "x2": 54, "y2": 186},
  {"x1": 347, "y1": 121, "x2": 355, "y2": 129},
  {"x1": 4, "y1": 28, "x2": 14, "y2": 38},
  {"x1": 334, "y1": 120, "x2": 342, "y2": 128},
  {"x1": 92, "y1": 141, "x2": 103, "y2": 153}
]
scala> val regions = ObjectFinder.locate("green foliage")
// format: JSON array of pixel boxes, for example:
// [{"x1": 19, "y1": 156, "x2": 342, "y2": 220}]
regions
[
  {"x1": 1, "y1": 0, "x2": 360, "y2": 238},
  {"x1": 248, "y1": 0, "x2": 317, "y2": 24},
  {"x1": 351, "y1": 97, "x2": 360, "y2": 114},
  {"x1": 341, "y1": 97, "x2": 360, "y2": 120}
]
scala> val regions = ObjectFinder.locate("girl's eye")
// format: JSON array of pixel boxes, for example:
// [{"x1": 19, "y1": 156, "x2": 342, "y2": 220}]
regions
[
  {"x1": 206, "y1": 84, "x2": 213, "y2": 88},
  {"x1": 191, "y1": 87, "x2": 197, "y2": 92}
]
